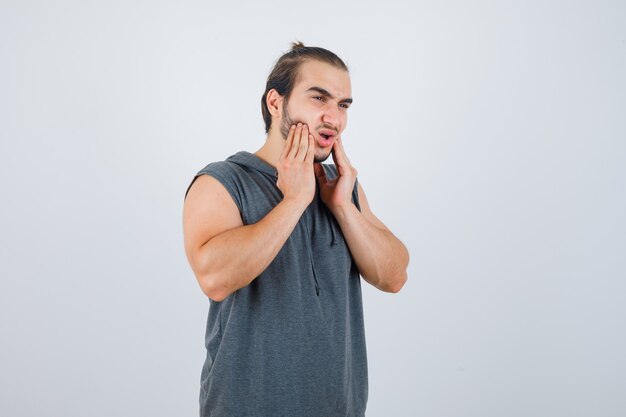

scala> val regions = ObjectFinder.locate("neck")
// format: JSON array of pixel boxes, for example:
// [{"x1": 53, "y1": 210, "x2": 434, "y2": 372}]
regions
[{"x1": 254, "y1": 128, "x2": 285, "y2": 168}]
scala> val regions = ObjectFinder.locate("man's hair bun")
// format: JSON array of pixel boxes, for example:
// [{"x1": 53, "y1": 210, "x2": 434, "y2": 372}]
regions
[{"x1": 290, "y1": 41, "x2": 306, "y2": 51}]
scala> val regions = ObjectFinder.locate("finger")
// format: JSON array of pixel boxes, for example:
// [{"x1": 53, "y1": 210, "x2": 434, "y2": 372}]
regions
[
  {"x1": 331, "y1": 143, "x2": 339, "y2": 168},
  {"x1": 333, "y1": 136, "x2": 352, "y2": 167},
  {"x1": 297, "y1": 125, "x2": 309, "y2": 161},
  {"x1": 305, "y1": 133, "x2": 315, "y2": 163},
  {"x1": 288, "y1": 123, "x2": 302, "y2": 159},
  {"x1": 280, "y1": 125, "x2": 296, "y2": 160}
]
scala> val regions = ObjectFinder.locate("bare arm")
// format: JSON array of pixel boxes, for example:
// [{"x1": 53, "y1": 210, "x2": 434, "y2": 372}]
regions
[
  {"x1": 333, "y1": 183, "x2": 409, "y2": 293},
  {"x1": 183, "y1": 124, "x2": 316, "y2": 301},
  {"x1": 314, "y1": 137, "x2": 409, "y2": 293}
]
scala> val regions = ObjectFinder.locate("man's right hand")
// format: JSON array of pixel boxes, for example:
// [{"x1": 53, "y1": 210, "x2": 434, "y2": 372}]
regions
[
  {"x1": 184, "y1": 123, "x2": 316, "y2": 301},
  {"x1": 276, "y1": 123, "x2": 316, "y2": 207}
]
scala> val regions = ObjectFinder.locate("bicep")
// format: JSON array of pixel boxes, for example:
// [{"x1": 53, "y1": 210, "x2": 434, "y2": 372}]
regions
[{"x1": 183, "y1": 174, "x2": 243, "y2": 267}]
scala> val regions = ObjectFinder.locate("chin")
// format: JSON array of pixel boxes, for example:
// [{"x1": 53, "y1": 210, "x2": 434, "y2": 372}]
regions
[{"x1": 314, "y1": 151, "x2": 332, "y2": 163}]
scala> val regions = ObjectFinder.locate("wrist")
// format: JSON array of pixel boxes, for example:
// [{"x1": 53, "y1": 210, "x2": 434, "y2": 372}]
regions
[
  {"x1": 329, "y1": 202, "x2": 359, "y2": 222},
  {"x1": 281, "y1": 195, "x2": 312, "y2": 213}
]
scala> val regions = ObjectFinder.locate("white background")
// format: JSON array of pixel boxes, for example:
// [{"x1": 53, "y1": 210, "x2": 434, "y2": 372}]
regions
[{"x1": 1, "y1": 1, "x2": 625, "y2": 416}]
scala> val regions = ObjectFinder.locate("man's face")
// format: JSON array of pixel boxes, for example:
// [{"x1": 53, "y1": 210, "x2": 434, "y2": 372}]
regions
[{"x1": 279, "y1": 60, "x2": 352, "y2": 163}]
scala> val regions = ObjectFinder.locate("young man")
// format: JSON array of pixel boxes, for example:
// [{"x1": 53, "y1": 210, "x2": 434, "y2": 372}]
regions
[{"x1": 183, "y1": 42, "x2": 409, "y2": 417}]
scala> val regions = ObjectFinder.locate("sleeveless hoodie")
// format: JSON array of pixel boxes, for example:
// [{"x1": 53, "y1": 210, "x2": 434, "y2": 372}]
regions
[{"x1": 184, "y1": 151, "x2": 368, "y2": 417}]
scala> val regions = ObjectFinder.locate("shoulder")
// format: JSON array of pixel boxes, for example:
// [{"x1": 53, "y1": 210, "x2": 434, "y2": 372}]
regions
[
  {"x1": 184, "y1": 167, "x2": 241, "y2": 218},
  {"x1": 188, "y1": 160, "x2": 242, "y2": 193},
  {"x1": 184, "y1": 156, "x2": 250, "y2": 206},
  {"x1": 183, "y1": 159, "x2": 244, "y2": 249},
  {"x1": 197, "y1": 159, "x2": 245, "y2": 179}
]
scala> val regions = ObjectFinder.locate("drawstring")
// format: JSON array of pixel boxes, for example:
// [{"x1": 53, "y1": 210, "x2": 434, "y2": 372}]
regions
[{"x1": 311, "y1": 262, "x2": 320, "y2": 296}]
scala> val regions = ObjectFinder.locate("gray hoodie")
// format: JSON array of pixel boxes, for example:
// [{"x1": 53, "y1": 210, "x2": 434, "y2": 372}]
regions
[{"x1": 185, "y1": 151, "x2": 368, "y2": 417}]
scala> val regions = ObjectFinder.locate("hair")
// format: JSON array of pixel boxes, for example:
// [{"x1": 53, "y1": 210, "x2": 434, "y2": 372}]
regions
[{"x1": 261, "y1": 41, "x2": 349, "y2": 133}]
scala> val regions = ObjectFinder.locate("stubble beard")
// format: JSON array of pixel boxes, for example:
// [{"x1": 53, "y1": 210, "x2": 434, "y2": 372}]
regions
[{"x1": 280, "y1": 103, "x2": 332, "y2": 163}]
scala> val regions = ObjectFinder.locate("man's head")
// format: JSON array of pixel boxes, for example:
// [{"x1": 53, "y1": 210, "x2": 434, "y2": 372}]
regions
[{"x1": 262, "y1": 42, "x2": 352, "y2": 162}]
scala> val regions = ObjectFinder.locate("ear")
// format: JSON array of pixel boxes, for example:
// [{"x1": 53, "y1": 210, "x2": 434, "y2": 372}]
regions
[{"x1": 266, "y1": 88, "x2": 284, "y2": 119}]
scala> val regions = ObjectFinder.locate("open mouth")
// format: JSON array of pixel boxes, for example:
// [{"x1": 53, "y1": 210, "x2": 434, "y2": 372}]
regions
[
  {"x1": 318, "y1": 133, "x2": 334, "y2": 147},
  {"x1": 318, "y1": 129, "x2": 337, "y2": 147}
]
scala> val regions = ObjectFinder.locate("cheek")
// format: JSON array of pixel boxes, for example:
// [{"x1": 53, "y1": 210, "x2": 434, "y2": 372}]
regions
[
  {"x1": 338, "y1": 113, "x2": 348, "y2": 130},
  {"x1": 298, "y1": 111, "x2": 322, "y2": 127},
  {"x1": 288, "y1": 100, "x2": 332, "y2": 128},
  {"x1": 287, "y1": 102, "x2": 314, "y2": 122}
]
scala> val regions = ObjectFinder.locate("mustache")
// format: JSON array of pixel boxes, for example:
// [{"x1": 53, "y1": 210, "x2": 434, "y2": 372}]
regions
[
  {"x1": 318, "y1": 123, "x2": 339, "y2": 135},
  {"x1": 287, "y1": 121, "x2": 338, "y2": 134}
]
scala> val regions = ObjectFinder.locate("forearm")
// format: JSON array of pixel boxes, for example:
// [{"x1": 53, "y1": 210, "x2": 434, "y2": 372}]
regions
[
  {"x1": 333, "y1": 204, "x2": 409, "y2": 293},
  {"x1": 195, "y1": 198, "x2": 307, "y2": 301}
]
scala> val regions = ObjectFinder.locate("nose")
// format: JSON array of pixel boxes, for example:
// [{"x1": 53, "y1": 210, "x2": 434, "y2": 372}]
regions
[{"x1": 321, "y1": 104, "x2": 341, "y2": 128}]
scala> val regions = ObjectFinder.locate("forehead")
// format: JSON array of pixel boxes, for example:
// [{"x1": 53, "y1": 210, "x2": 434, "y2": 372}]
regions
[{"x1": 293, "y1": 60, "x2": 352, "y2": 98}]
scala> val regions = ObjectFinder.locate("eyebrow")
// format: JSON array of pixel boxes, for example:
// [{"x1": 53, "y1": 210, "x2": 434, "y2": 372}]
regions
[{"x1": 306, "y1": 86, "x2": 353, "y2": 104}]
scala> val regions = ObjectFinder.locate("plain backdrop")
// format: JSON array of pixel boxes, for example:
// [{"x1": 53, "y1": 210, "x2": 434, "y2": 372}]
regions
[{"x1": 1, "y1": 1, "x2": 625, "y2": 416}]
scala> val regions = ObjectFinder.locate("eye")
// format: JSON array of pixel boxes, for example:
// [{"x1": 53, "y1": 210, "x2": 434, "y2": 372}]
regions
[
  {"x1": 339, "y1": 103, "x2": 350, "y2": 109},
  {"x1": 313, "y1": 96, "x2": 326, "y2": 102}
]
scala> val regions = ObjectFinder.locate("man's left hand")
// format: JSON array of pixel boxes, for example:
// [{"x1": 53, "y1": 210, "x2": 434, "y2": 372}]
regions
[{"x1": 314, "y1": 137, "x2": 358, "y2": 213}]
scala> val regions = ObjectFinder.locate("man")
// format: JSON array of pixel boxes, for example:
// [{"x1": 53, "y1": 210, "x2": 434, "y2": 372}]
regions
[{"x1": 183, "y1": 42, "x2": 409, "y2": 417}]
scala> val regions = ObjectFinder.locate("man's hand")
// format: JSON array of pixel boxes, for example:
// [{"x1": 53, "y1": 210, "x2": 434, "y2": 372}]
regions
[
  {"x1": 277, "y1": 123, "x2": 316, "y2": 208},
  {"x1": 314, "y1": 137, "x2": 358, "y2": 213},
  {"x1": 313, "y1": 137, "x2": 409, "y2": 293}
]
